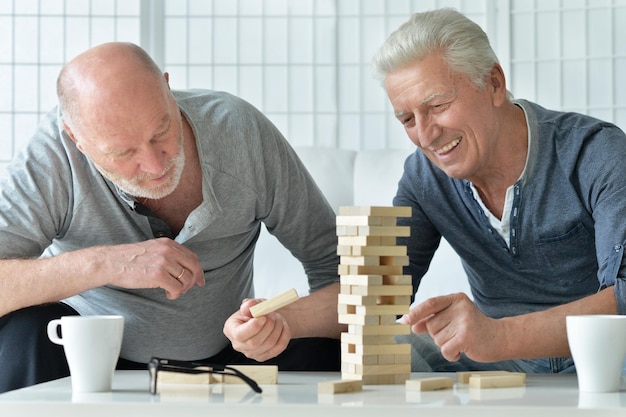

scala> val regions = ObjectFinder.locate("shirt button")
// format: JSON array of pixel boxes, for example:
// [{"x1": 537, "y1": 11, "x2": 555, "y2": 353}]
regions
[{"x1": 614, "y1": 244, "x2": 622, "y2": 251}]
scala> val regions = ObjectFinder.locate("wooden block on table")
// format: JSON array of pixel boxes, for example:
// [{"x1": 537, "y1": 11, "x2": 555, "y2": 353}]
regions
[
  {"x1": 455, "y1": 370, "x2": 513, "y2": 384},
  {"x1": 157, "y1": 365, "x2": 278, "y2": 385},
  {"x1": 217, "y1": 365, "x2": 279, "y2": 384},
  {"x1": 158, "y1": 370, "x2": 211, "y2": 385},
  {"x1": 468, "y1": 373, "x2": 526, "y2": 389},
  {"x1": 406, "y1": 377, "x2": 454, "y2": 392},
  {"x1": 339, "y1": 206, "x2": 412, "y2": 218},
  {"x1": 318, "y1": 379, "x2": 363, "y2": 394},
  {"x1": 249, "y1": 288, "x2": 299, "y2": 317}
]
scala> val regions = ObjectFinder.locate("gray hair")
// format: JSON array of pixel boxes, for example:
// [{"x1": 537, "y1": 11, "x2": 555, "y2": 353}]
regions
[{"x1": 372, "y1": 8, "x2": 499, "y2": 89}]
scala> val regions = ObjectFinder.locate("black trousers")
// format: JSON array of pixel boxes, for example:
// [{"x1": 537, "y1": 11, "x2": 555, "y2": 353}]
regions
[{"x1": 0, "y1": 303, "x2": 340, "y2": 393}]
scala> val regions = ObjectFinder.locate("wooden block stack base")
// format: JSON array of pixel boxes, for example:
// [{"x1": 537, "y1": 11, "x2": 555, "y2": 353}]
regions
[{"x1": 336, "y1": 206, "x2": 412, "y2": 385}]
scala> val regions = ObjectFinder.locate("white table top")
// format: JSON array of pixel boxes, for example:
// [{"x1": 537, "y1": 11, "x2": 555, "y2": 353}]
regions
[{"x1": 0, "y1": 371, "x2": 625, "y2": 417}]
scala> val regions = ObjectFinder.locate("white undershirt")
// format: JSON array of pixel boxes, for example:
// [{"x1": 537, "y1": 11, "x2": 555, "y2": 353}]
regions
[{"x1": 469, "y1": 106, "x2": 532, "y2": 247}]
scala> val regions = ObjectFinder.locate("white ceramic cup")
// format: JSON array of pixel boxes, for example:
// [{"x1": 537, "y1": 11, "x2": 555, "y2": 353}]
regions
[
  {"x1": 566, "y1": 315, "x2": 626, "y2": 392},
  {"x1": 47, "y1": 315, "x2": 124, "y2": 393}
]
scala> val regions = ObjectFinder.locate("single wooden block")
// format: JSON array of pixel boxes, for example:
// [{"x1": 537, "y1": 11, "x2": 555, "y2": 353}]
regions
[
  {"x1": 338, "y1": 235, "x2": 384, "y2": 246},
  {"x1": 346, "y1": 245, "x2": 407, "y2": 257},
  {"x1": 341, "y1": 352, "x2": 379, "y2": 365},
  {"x1": 158, "y1": 370, "x2": 211, "y2": 385},
  {"x1": 337, "y1": 293, "x2": 379, "y2": 306},
  {"x1": 356, "y1": 363, "x2": 411, "y2": 376},
  {"x1": 352, "y1": 343, "x2": 411, "y2": 356},
  {"x1": 350, "y1": 285, "x2": 413, "y2": 297},
  {"x1": 219, "y1": 365, "x2": 278, "y2": 384},
  {"x1": 338, "y1": 264, "x2": 403, "y2": 276},
  {"x1": 339, "y1": 206, "x2": 412, "y2": 218},
  {"x1": 456, "y1": 370, "x2": 512, "y2": 384},
  {"x1": 357, "y1": 226, "x2": 410, "y2": 237},
  {"x1": 338, "y1": 313, "x2": 381, "y2": 326},
  {"x1": 318, "y1": 379, "x2": 363, "y2": 394},
  {"x1": 249, "y1": 288, "x2": 299, "y2": 317},
  {"x1": 406, "y1": 377, "x2": 454, "y2": 392},
  {"x1": 157, "y1": 365, "x2": 278, "y2": 385},
  {"x1": 355, "y1": 304, "x2": 409, "y2": 316},
  {"x1": 380, "y1": 255, "x2": 409, "y2": 266},
  {"x1": 383, "y1": 275, "x2": 412, "y2": 285},
  {"x1": 336, "y1": 215, "x2": 383, "y2": 226},
  {"x1": 336, "y1": 225, "x2": 359, "y2": 236},
  {"x1": 340, "y1": 275, "x2": 384, "y2": 286},
  {"x1": 340, "y1": 255, "x2": 381, "y2": 266},
  {"x1": 341, "y1": 332, "x2": 395, "y2": 346},
  {"x1": 468, "y1": 373, "x2": 526, "y2": 389},
  {"x1": 347, "y1": 323, "x2": 411, "y2": 336}
]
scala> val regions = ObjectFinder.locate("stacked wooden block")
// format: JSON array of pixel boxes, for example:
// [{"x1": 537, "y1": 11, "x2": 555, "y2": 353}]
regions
[{"x1": 336, "y1": 206, "x2": 413, "y2": 385}]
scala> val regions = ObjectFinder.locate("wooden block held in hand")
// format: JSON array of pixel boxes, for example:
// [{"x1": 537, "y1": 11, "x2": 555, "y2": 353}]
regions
[
  {"x1": 406, "y1": 377, "x2": 454, "y2": 392},
  {"x1": 249, "y1": 288, "x2": 299, "y2": 317},
  {"x1": 318, "y1": 379, "x2": 363, "y2": 394}
]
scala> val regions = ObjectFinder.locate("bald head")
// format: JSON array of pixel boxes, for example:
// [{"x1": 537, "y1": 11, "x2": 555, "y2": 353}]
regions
[{"x1": 57, "y1": 42, "x2": 168, "y2": 130}]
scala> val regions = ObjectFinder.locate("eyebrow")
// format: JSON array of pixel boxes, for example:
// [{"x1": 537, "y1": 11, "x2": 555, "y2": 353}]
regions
[{"x1": 394, "y1": 92, "x2": 451, "y2": 119}]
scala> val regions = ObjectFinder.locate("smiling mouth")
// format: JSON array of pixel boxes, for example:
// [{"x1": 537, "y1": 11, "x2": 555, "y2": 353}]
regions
[{"x1": 435, "y1": 137, "x2": 461, "y2": 155}]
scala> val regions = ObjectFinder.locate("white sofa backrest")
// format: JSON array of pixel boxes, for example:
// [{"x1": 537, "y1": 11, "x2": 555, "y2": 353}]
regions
[{"x1": 252, "y1": 146, "x2": 470, "y2": 305}]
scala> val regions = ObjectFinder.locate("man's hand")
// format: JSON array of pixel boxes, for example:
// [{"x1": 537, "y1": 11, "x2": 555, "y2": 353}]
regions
[
  {"x1": 98, "y1": 237, "x2": 205, "y2": 299},
  {"x1": 223, "y1": 298, "x2": 291, "y2": 362},
  {"x1": 400, "y1": 292, "x2": 504, "y2": 362}
]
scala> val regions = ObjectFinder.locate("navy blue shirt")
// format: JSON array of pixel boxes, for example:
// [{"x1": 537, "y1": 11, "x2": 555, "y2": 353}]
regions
[{"x1": 395, "y1": 99, "x2": 626, "y2": 317}]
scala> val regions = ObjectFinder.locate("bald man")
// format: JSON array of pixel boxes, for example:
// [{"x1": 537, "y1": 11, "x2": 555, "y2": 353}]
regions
[{"x1": 0, "y1": 42, "x2": 343, "y2": 392}]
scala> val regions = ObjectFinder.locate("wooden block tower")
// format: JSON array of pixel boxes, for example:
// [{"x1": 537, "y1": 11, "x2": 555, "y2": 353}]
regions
[{"x1": 336, "y1": 206, "x2": 413, "y2": 385}]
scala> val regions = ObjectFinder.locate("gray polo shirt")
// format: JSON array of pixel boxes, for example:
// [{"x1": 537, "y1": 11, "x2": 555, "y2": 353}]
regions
[{"x1": 0, "y1": 89, "x2": 339, "y2": 362}]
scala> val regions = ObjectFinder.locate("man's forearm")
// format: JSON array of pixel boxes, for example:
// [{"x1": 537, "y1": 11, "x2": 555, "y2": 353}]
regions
[
  {"x1": 282, "y1": 282, "x2": 346, "y2": 339},
  {"x1": 0, "y1": 250, "x2": 105, "y2": 317},
  {"x1": 499, "y1": 287, "x2": 617, "y2": 360}
]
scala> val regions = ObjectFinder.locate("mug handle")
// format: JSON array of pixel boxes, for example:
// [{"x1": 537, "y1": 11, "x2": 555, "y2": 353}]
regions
[{"x1": 47, "y1": 319, "x2": 64, "y2": 345}]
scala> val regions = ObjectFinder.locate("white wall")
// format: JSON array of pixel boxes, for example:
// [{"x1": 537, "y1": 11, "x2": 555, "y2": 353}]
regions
[{"x1": 2, "y1": 0, "x2": 625, "y2": 170}]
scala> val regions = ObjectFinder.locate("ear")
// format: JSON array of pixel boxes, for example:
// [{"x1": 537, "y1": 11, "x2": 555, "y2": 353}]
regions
[
  {"x1": 63, "y1": 123, "x2": 85, "y2": 152},
  {"x1": 489, "y1": 64, "x2": 508, "y2": 107},
  {"x1": 164, "y1": 72, "x2": 170, "y2": 89}
]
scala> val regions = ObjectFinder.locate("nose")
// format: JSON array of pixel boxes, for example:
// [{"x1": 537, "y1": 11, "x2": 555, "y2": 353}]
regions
[
  {"x1": 409, "y1": 114, "x2": 441, "y2": 149},
  {"x1": 137, "y1": 145, "x2": 168, "y2": 175}
]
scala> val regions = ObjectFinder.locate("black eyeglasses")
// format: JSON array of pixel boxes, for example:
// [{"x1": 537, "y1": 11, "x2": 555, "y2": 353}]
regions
[{"x1": 148, "y1": 357, "x2": 263, "y2": 395}]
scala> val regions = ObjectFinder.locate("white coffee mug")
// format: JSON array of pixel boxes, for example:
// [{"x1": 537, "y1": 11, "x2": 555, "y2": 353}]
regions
[
  {"x1": 47, "y1": 315, "x2": 124, "y2": 393},
  {"x1": 566, "y1": 315, "x2": 626, "y2": 393}
]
